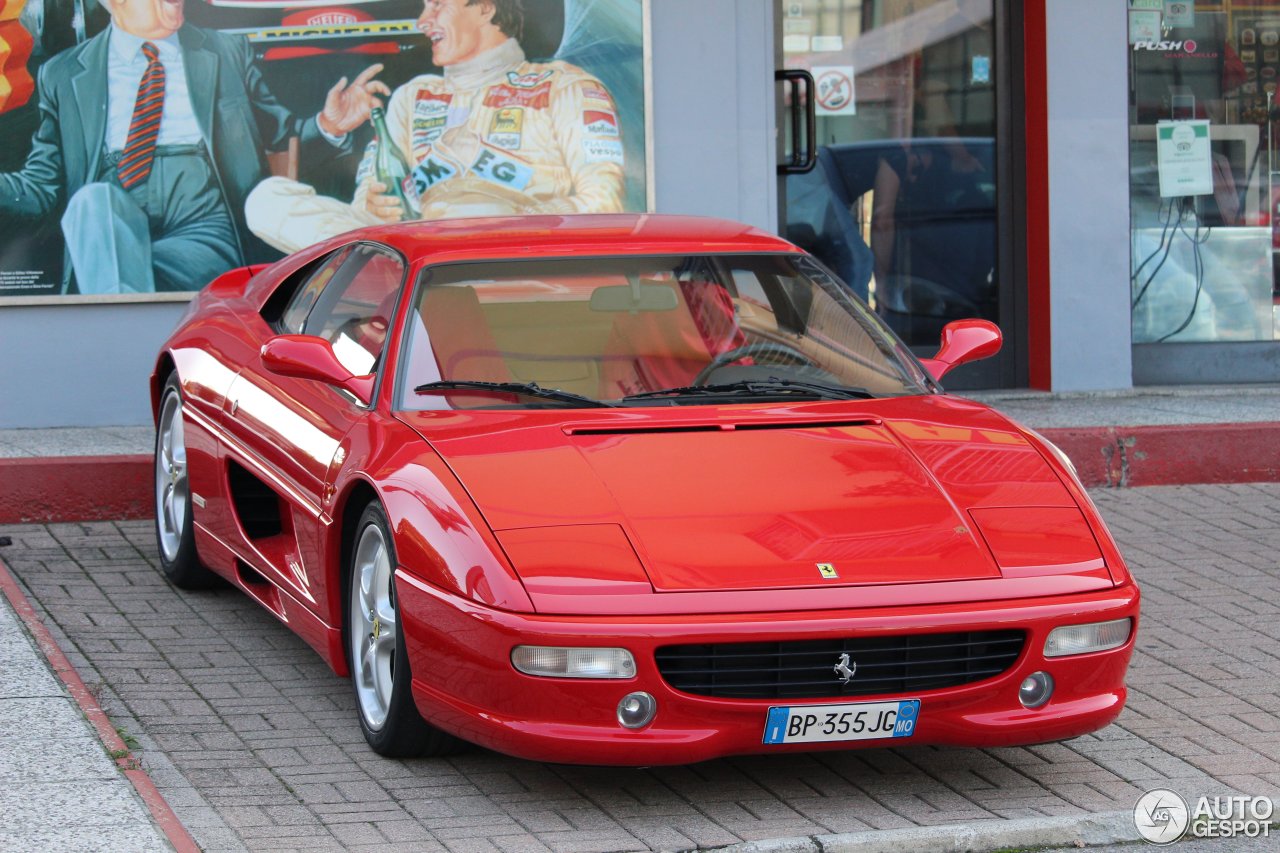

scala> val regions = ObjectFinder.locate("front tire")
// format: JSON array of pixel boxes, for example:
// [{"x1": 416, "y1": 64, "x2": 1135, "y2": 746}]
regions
[
  {"x1": 154, "y1": 374, "x2": 217, "y2": 589},
  {"x1": 347, "y1": 501, "x2": 465, "y2": 758}
]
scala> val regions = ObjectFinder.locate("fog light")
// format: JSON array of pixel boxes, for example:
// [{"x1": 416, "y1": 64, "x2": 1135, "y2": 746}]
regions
[
  {"x1": 1044, "y1": 618, "x2": 1132, "y2": 657},
  {"x1": 617, "y1": 691, "x2": 657, "y2": 729},
  {"x1": 1019, "y1": 671, "x2": 1054, "y2": 709},
  {"x1": 511, "y1": 646, "x2": 636, "y2": 679}
]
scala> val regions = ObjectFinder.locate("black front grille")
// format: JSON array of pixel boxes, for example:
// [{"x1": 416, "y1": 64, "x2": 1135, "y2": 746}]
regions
[{"x1": 655, "y1": 630, "x2": 1025, "y2": 699}]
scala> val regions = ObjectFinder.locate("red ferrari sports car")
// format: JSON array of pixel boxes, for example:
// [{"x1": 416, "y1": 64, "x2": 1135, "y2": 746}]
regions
[{"x1": 151, "y1": 214, "x2": 1139, "y2": 764}]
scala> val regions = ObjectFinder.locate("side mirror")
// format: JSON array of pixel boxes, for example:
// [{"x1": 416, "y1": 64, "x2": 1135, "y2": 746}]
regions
[
  {"x1": 261, "y1": 335, "x2": 374, "y2": 405},
  {"x1": 918, "y1": 319, "x2": 1002, "y2": 381}
]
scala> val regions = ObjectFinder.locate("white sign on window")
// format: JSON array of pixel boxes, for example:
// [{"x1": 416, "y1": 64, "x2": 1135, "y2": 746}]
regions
[
  {"x1": 783, "y1": 35, "x2": 810, "y2": 54},
  {"x1": 1164, "y1": 1, "x2": 1194, "y2": 28},
  {"x1": 1156, "y1": 120, "x2": 1213, "y2": 197},
  {"x1": 813, "y1": 66, "x2": 856, "y2": 115},
  {"x1": 1129, "y1": 10, "x2": 1162, "y2": 43}
]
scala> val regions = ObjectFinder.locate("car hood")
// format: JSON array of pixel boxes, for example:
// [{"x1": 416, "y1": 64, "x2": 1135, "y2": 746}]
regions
[{"x1": 399, "y1": 396, "x2": 1108, "y2": 609}]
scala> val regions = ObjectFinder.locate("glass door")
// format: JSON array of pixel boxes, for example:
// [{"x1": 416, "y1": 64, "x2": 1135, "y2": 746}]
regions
[{"x1": 778, "y1": 0, "x2": 1021, "y2": 388}]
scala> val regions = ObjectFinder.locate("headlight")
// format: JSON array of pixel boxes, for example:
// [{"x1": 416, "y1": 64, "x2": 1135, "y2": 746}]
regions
[
  {"x1": 1044, "y1": 618, "x2": 1132, "y2": 657},
  {"x1": 511, "y1": 646, "x2": 637, "y2": 679}
]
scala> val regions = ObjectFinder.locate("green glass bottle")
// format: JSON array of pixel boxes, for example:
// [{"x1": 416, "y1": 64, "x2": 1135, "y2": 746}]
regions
[{"x1": 370, "y1": 107, "x2": 418, "y2": 220}]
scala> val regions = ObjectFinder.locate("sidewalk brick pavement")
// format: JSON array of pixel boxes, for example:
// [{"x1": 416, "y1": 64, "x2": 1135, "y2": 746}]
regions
[{"x1": 0, "y1": 483, "x2": 1277, "y2": 851}]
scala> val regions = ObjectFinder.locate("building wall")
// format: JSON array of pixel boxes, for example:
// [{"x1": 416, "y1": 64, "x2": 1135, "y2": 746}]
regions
[
  {"x1": 649, "y1": 0, "x2": 777, "y2": 231},
  {"x1": 0, "y1": 300, "x2": 187, "y2": 428},
  {"x1": 1044, "y1": 0, "x2": 1133, "y2": 391},
  {"x1": 0, "y1": 0, "x2": 779, "y2": 429}
]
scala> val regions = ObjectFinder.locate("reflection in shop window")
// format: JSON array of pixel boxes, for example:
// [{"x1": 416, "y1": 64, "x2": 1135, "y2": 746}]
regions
[
  {"x1": 1129, "y1": 2, "x2": 1280, "y2": 343},
  {"x1": 781, "y1": 0, "x2": 999, "y2": 349}
]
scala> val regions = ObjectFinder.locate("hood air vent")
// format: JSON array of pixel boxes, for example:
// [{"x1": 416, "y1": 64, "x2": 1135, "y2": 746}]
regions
[{"x1": 564, "y1": 418, "x2": 880, "y2": 437}]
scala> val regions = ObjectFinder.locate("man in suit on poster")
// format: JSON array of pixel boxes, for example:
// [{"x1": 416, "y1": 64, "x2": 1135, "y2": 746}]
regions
[{"x1": 0, "y1": 0, "x2": 389, "y2": 293}]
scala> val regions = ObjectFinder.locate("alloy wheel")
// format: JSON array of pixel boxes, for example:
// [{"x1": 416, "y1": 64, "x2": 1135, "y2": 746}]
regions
[
  {"x1": 155, "y1": 389, "x2": 188, "y2": 563},
  {"x1": 350, "y1": 522, "x2": 397, "y2": 730}
]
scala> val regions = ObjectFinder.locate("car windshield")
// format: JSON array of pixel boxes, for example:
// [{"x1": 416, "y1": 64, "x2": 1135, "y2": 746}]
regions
[{"x1": 396, "y1": 254, "x2": 932, "y2": 410}]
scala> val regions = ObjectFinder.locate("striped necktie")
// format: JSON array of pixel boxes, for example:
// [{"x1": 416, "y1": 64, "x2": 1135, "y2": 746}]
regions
[{"x1": 118, "y1": 42, "x2": 165, "y2": 190}]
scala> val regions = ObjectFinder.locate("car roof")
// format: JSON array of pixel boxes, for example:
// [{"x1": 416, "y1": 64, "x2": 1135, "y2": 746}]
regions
[{"x1": 345, "y1": 214, "x2": 799, "y2": 265}]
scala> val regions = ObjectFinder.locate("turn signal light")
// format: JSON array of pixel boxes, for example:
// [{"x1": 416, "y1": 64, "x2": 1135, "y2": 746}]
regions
[
  {"x1": 511, "y1": 646, "x2": 637, "y2": 679},
  {"x1": 1044, "y1": 618, "x2": 1132, "y2": 657}
]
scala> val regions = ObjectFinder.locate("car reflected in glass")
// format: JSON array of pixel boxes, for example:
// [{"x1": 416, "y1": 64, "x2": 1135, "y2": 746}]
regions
[{"x1": 786, "y1": 138, "x2": 997, "y2": 347}]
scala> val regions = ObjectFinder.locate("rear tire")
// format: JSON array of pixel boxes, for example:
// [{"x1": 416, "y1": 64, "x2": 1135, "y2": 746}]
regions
[
  {"x1": 154, "y1": 374, "x2": 218, "y2": 589},
  {"x1": 347, "y1": 501, "x2": 466, "y2": 758}
]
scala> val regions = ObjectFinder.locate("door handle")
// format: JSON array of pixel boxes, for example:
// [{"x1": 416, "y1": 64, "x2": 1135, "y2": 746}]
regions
[{"x1": 776, "y1": 69, "x2": 817, "y2": 174}]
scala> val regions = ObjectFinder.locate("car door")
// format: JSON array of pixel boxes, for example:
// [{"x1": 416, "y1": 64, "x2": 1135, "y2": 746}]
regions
[{"x1": 220, "y1": 242, "x2": 406, "y2": 610}]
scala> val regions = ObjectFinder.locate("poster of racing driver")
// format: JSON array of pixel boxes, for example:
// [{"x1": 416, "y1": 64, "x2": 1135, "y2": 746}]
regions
[
  {"x1": 0, "y1": 0, "x2": 646, "y2": 297},
  {"x1": 245, "y1": 0, "x2": 646, "y2": 254}
]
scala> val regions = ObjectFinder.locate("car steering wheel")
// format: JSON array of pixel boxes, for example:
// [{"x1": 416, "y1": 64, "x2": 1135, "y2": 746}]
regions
[{"x1": 693, "y1": 342, "x2": 819, "y2": 385}]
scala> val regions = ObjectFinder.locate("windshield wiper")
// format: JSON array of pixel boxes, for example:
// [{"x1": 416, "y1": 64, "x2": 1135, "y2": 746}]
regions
[
  {"x1": 622, "y1": 380, "x2": 875, "y2": 402},
  {"x1": 414, "y1": 380, "x2": 616, "y2": 408}
]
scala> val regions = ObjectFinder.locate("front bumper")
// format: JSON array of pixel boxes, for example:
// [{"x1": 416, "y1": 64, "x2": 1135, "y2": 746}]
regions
[{"x1": 396, "y1": 573, "x2": 1139, "y2": 765}]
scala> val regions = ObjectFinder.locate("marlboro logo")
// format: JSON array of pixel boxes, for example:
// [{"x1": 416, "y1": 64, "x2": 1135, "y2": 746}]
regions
[{"x1": 583, "y1": 110, "x2": 618, "y2": 137}]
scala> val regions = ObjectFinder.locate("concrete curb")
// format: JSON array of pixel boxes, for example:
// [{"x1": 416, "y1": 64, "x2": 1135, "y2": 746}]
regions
[
  {"x1": 0, "y1": 555, "x2": 200, "y2": 853},
  {"x1": 715, "y1": 810, "x2": 1137, "y2": 853}
]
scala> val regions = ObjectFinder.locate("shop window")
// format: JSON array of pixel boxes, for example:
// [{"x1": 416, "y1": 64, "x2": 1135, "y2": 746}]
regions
[{"x1": 1129, "y1": 2, "x2": 1280, "y2": 343}]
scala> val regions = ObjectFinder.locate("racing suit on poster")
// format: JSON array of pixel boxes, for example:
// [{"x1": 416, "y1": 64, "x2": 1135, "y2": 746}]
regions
[{"x1": 246, "y1": 38, "x2": 626, "y2": 253}]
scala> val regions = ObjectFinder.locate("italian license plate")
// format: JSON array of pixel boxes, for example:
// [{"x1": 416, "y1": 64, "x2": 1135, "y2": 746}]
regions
[{"x1": 762, "y1": 699, "x2": 920, "y2": 744}]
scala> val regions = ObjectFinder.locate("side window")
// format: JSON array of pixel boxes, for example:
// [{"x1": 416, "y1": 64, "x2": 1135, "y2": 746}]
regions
[
  {"x1": 278, "y1": 248, "x2": 353, "y2": 334},
  {"x1": 303, "y1": 244, "x2": 406, "y2": 376}
]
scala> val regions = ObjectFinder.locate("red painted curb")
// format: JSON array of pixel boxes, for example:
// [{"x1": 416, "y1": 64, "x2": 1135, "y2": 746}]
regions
[
  {"x1": 0, "y1": 421, "x2": 1276, "y2": 526},
  {"x1": 0, "y1": 455, "x2": 151, "y2": 524},
  {"x1": 1041, "y1": 422, "x2": 1280, "y2": 488},
  {"x1": 0, "y1": 555, "x2": 201, "y2": 853}
]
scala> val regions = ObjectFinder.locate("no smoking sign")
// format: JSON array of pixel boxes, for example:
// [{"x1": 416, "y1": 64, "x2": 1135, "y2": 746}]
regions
[{"x1": 814, "y1": 66, "x2": 856, "y2": 115}]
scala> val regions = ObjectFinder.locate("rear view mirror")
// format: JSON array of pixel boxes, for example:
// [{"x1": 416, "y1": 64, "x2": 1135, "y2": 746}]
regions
[
  {"x1": 589, "y1": 282, "x2": 679, "y2": 313},
  {"x1": 918, "y1": 319, "x2": 1002, "y2": 381}
]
